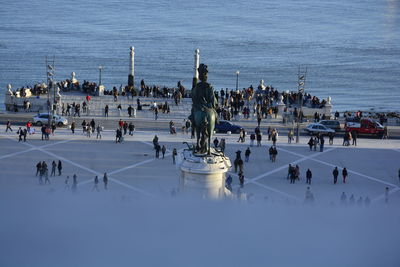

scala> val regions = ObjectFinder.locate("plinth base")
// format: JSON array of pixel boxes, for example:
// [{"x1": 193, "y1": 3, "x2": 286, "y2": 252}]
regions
[{"x1": 178, "y1": 148, "x2": 231, "y2": 199}]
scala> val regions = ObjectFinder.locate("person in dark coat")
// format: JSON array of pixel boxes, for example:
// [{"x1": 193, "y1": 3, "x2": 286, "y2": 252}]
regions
[
  {"x1": 57, "y1": 160, "x2": 62, "y2": 176},
  {"x1": 333, "y1": 167, "x2": 339, "y2": 184},
  {"x1": 238, "y1": 171, "x2": 244, "y2": 188},
  {"x1": 307, "y1": 137, "x2": 314, "y2": 151},
  {"x1": 306, "y1": 169, "x2": 312, "y2": 184},
  {"x1": 245, "y1": 147, "x2": 251, "y2": 162},
  {"x1": 352, "y1": 131, "x2": 357, "y2": 146},
  {"x1": 36, "y1": 162, "x2": 42, "y2": 176},
  {"x1": 342, "y1": 167, "x2": 348, "y2": 183},
  {"x1": 161, "y1": 145, "x2": 166, "y2": 158},
  {"x1": 155, "y1": 144, "x2": 161, "y2": 158},
  {"x1": 172, "y1": 148, "x2": 177, "y2": 164},
  {"x1": 320, "y1": 136, "x2": 325, "y2": 152},
  {"x1": 103, "y1": 173, "x2": 108, "y2": 190}
]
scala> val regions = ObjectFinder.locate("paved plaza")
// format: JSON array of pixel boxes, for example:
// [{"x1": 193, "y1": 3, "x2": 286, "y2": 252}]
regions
[{"x1": 1, "y1": 126, "x2": 399, "y2": 205}]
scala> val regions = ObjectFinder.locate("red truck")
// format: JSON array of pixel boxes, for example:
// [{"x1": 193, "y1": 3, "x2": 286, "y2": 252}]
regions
[{"x1": 345, "y1": 118, "x2": 384, "y2": 136}]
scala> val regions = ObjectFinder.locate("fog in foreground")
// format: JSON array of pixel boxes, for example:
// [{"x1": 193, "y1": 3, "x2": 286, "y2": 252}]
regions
[{"x1": 0, "y1": 191, "x2": 398, "y2": 267}]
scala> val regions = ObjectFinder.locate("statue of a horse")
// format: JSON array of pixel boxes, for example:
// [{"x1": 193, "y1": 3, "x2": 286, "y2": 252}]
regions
[{"x1": 190, "y1": 108, "x2": 215, "y2": 155}]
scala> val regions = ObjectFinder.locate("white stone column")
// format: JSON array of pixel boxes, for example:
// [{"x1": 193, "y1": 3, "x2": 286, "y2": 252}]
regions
[
  {"x1": 192, "y1": 49, "x2": 200, "y2": 89},
  {"x1": 128, "y1": 46, "x2": 135, "y2": 88}
]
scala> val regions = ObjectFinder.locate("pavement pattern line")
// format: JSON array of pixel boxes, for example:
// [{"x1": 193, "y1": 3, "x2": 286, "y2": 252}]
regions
[
  {"x1": 372, "y1": 187, "x2": 400, "y2": 203},
  {"x1": 278, "y1": 146, "x2": 400, "y2": 188},
  {"x1": 245, "y1": 147, "x2": 337, "y2": 184},
  {"x1": 4, "y1": 136, "x2": 154, "y2": 196},
  {"x1": 228, "y1": 171, "x2": 299, "y2": 200}
]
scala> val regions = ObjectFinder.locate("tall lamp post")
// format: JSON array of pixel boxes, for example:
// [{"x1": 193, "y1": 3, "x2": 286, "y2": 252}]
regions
[
  {"x1": 98, "y1": 66, "x2": 103, "y2": 86},
  {"x1": 285, "y1": 90, "x2": 289, "y2": 124},
  {"x1": 296, "y1": 66, "x2": 307, "y2": 143},
  {"x1": 235, "y1": 70, "x2": 240, "y2": 91}
]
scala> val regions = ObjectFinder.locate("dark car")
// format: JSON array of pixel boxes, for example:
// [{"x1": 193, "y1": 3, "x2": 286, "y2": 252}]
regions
[
  {"x1": 319, "y1": 120, "x2": 341, "y2": 131},
  {"x1": 215, "y1": 120, "x2": 242, "y2": 133}
]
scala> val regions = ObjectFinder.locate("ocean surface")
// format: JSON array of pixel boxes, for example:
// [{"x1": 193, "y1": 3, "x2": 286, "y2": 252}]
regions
[{"x1": 0, "y1": 0, "x2": 399, "y2": 112}]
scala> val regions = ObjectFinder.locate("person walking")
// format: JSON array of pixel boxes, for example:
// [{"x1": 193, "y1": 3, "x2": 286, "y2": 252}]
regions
[
  {"x1": 172, "y1": 148, "x2": 177, "y2": 164},
  {"x1": 288, "y1": 129, "x2": 294, "y2": 144},
  {"x1": 6, "y1": 120, "x2": 13, "y2": 132},
  {"x1": 333, "y1": 167, "x2": 339, "y2": 184},
  {"x1": 268, "y1": 146, "x2": 273, "y2": 162},
  {"x1": 128, "y1": 123, "x2": 135, "y2": 136},
  {"x1": 306, "y1": 169, "x2": 312, "y2": 184},
  {"x1": 96, "y1": 125, "x2": 102, "y2": 139},
  {"x1": 271, "y1": 129, "x2": 278, "y2": 146},
  {"x1": 103, "y1": 173, "x2": 108, "y2": 190},
  {"x1": 92, "y1": 176, "x2": 99, "y2": 191},
  {"x1": 51, "y1": 161, "x2": 57, "y2": 176},
  {"x1": 35, "y1": 161, "x2": 42, "y2": 176},
  {"x1": 161, "y1": 145, "x2": 166, "y2": 159},
  {"x1": 342, "y1": 167, "x2": 348, "y2": 183},
  {"x1": 225, "y1": 175, "x2": 233, "y2": 192},
  {"x1": 272, "y1": 146, "x2": 278, "y2": 162},
  {"x1": 57, "y1": 160, "x2": 62, "y2": 176},
  {"x1": 245, "y1": 147, "x2": 251, "y2": 162},
  {"x1": 18, "y1": 127, "x2": 23, "y2": 142}
]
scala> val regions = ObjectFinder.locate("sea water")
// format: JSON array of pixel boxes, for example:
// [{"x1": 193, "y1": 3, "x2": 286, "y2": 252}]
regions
[{"x1": 0, "y1": 0, "x2": 399, "y2": 112}]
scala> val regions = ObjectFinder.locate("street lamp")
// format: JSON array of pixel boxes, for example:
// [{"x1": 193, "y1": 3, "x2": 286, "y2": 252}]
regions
[
  {"x1": 98, "y1": 66, "x2": 103, "y2": 86},
  {"x1": 235, "y1": 70, "x2": 240, "y2": 91},
  {"x1": 285, "y1": 90, "x2": 289, "y2": 124}
]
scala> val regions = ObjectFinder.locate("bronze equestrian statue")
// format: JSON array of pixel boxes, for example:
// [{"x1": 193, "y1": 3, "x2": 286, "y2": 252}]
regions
[{"x1": 189, "y1": 64, "x2": 217, "y2": 155}]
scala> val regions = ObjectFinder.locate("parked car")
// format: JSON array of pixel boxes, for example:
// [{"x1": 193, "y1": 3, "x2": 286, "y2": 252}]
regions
[
  {"x1": 345, "y1": 118, "x2": 384, "y2": 137},
  {"x1": 215, "y1": 120, "x2": 242, "y2": 133},
  {"x1": 33, "y1": 113, "x2": 68, "y2": 126},
  {"x1": 304, "y1": 123, "x2": 335, "y2": 136},
  {"x1": 319, "y1": 120, "x2": 341, "y2": 131}
]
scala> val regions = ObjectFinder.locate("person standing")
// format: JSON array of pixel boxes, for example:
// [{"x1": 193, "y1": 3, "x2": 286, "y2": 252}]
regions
[
  {"x1": 128, "y1": 123, "x2": 135, "y2": 136},
  {"x1": 51, "y1": 161, "x2": 57, "y2": 176},
  {"x1": 35, "y1": 161, "x2": 42, "y2": 176},
  {"x1": 57, "y1": 160, "x2": 62, "y2": 176},
  {"x1": 92, "y1": 176, "x2": 99, "y2": 192},
  {"x1": 23, "y1": 128, "x2": 27, "y2": 142},
  {"x1": 161, "y1": 145, "x2": 166, "y2": 159},
  {"x1": 238, "y1": 171, "x2": 245, "y2": 188},
  {"x1": 320, "y1": 136, "x2": 325, "y2": 152},
  {"x1": 352, "y1": 131, "x2": 357, "y2": 146},
  {"x1": 71, "y1": 121, "x2": 76, "y2": 134},
  {"x1": 105, "y1": 105, "x2": 109, "y2": 117},
  {"x1": 250, "y1": 133, "x2": 255, "y2": 147},
  {"x1": 245, "y1": 147, "x2": 251, "y2": 162},
  {"x1": 272, "y1": 146, "x2": 278, "y2": 162},
  {"x1": 172, "y1": 148, "x2": 177, "y2": 164},
  {"x1": 342, "y1": 167, "x2": 348, "y2": 183},
  {"x1": 103, "y1": 172, "x2": 108, "y2": 190},
  {"x1": 333, "y1": 167, "x2": 339, "y2": 184},
  {"x1": 72, "y1": 174, "x2": 78, "y2": 192},
  {"x1": 256, "y1": 133, "x2": 262, "y2": 147},
  {"x1": 307, "y1": 137, "x2": 314, "y2": 151},
  {"x1": 96, "y1": 125, "x2": 102, "y2": 139},
  {"x1": 64, "y1": 176, "x2": 70, "y2": 191},
  {"x1": 328, "y1": 132, "x2": 334, "y2": 145},
  {"x1": 6, "y1": 120, "x2": 12, "y2": 132},
  {"x1": 155, "y1": 144, "x2": 161, "y2": 158},
  {"x1": 306, "y1": 169, "x2": 312, "y2": 185}
]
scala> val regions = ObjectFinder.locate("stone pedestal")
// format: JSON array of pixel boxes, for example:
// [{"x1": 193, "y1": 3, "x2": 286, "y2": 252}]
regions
[
  {"x1": 178, "y1": 148, "x2": 231, "y2": 199},
  {"x1": 277, "y1": 103, "x2": 286, "y2": 116},
  {"x1": 97, "y1": 85, "x2": 105, "y2": 96}
]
